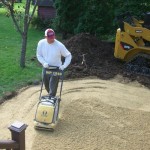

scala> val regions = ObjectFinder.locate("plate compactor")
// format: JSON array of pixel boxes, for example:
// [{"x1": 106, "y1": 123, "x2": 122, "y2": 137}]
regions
[{"x1": 34, "y1": 66, "x2": 64, "y2": 131}]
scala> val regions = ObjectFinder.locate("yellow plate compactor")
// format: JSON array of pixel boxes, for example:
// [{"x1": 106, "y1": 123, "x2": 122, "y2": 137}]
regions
[{"x1": 34, "y1": 67, "x2": 64, "y2": 131}]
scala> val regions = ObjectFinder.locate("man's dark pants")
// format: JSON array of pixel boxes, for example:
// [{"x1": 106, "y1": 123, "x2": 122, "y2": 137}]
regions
[{"x1": 43, "y1": 68, "x2": 59, "y2": 97}]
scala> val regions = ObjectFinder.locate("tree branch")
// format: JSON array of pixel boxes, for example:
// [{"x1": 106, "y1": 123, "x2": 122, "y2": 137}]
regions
[
  {"x1": 23, "y1": 0, "x2": 30, "y2": 34},
  {"x1": 1, "y1": 0, "x2": 23, "y2": 36},
  {"x1": 28, "y1": 0, "x2": 37, "y2": 26}
]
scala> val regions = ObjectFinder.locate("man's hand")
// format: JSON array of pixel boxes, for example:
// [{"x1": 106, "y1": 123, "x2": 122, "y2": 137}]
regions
[
  {"x1": 43, "y1": 63, "x2": 49, "y2": 68},
  {"x1": 59, "y1": 65, "x2": 65, "y2": 71}
]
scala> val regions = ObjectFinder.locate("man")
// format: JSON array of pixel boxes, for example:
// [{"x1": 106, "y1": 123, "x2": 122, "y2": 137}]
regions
[{"x1": 36, "y1": 28, "x2": 72, "y2": 97}]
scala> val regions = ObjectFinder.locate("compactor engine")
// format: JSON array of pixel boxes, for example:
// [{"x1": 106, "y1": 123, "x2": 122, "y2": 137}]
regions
[{"x1": 114, "y1": 12, "x2": 150, "y2": 76}]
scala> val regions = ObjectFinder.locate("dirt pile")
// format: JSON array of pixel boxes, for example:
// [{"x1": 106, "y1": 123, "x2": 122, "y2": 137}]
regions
[{"x1": 64, "y1": 33, "x2": 150, "y2": 88}]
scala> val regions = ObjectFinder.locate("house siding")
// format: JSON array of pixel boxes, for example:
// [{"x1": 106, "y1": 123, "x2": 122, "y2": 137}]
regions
[
  {"x1": 38, "y1": 6, "x2": 56, "y2": 19},
  {"x1": 37, "y1": 0, "x2": 53, "y2": 6}
]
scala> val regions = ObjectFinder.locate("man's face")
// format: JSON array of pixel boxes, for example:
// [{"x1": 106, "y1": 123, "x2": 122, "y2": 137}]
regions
[{"x1": 46, "y1": 36, "x2": 55, "y2": 44}]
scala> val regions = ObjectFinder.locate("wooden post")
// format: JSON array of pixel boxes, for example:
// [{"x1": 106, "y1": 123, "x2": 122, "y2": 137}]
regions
[
  {"x1": 0, "y1": 140, "x2": 19, "y2": 149},
  {"x1": 8, "y1": 121, "x2": 28, "y2": 150}
]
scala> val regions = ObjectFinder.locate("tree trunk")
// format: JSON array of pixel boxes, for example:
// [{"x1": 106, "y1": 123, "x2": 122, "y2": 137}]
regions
[
  {"x1": 1, "y1": 0, "x2": 37, "y2": 68},
  {"x1": 20, "y1": 33, "x2": 27, "y2": 68}
]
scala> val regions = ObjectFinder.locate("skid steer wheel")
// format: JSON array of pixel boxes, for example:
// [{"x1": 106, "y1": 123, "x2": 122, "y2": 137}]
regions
[
  {"x1": 124, "y1": 63, "x2": 132, "y2": 71},
  {"x1": 141, "y1": 67, "x2": 150, "y2": 74},
  {"x1": 131, "y1": 65, "x2": 139, "y2": 73},
  {"x1": 124, "y1": 63, "x2": 140, "y2": 74}
]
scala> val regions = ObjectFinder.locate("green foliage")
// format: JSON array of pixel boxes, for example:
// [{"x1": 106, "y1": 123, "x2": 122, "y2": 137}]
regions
[
  {"x1": 114, "y1": 0, "x2": 150, "y2": 18},
  {"x1": 0, "y1": 10, "x2": 43, "y2": 99},
  {"x1": 0, "y1": 2, "x2": 4, "y2": 8},
  {"x1": 54, "y1": 0, "x2": 83, "y2": 38},
  {"x1": 1, "y1": 0, "x2": 38, "y2": 68},
  {"x1": 54, "y1": 0, "x2": 115, "y2": 38},
  {"x1": 54, "y1": 0, "x2": 150, "y2": 40},
  {"x1": 31, "y1": 17, "x2": 54, "y2": 30},
  {"x1": 75, "y1": 0, "x2": 114, "y2": 36},
  {"x1": 112, "y1": 0, "x2": 150, "y2": 31},
  {"x1": 5, "y1": 4, "x2": 25, "y2": 28}
]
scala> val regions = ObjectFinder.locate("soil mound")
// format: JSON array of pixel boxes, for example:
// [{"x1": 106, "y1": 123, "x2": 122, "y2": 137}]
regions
[{"x1": 64, "y1": 33, "x2": 150, "y2": 88}]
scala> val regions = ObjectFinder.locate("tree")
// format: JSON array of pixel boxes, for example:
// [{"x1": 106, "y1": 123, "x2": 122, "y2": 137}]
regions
[
  {"x1": 54, "y1": 0, "x2": 150, "y2": 39},
  {"x1": 1, "y1": 0, "x2": 37, "y2": 68},
  {"x1": 54, "y1": 0, "x2": 115, "y2": 38},
  {"x1": 54, "y1": 0, "x2": 84, "y2": 39},
  {"x1": 75, "y1": 0, "x2": 114, "y2": 36},
  {"x1": 113, "y1": 0, "x2": 150, "y2": 17}
]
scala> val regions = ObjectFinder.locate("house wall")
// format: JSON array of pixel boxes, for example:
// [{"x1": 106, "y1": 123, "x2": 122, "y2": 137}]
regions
[
  {"x1": 37, "y1": 0, "x2": 53, "y2": 6},
  {"x1": 38, "y1": 6, "x2": 56, "y2": 20}
]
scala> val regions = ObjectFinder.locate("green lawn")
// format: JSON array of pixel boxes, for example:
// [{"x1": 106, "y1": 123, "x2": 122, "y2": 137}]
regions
[{"x1": 0, "y1": 7, "x2": 44, "y2": 99}]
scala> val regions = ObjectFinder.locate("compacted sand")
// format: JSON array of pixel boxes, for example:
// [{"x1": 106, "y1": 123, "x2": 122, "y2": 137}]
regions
[{"x1": 1, "y1": 76, "x2": 150, "y2": 150}]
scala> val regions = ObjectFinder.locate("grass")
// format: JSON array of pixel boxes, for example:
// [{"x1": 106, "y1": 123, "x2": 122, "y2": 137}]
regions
[{"x1": 0, "y1": 7, "x2": 45, "y2": 99}]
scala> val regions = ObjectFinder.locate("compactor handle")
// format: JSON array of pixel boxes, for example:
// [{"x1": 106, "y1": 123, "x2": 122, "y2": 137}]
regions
[
  {"x1": 44, "y1": 66, "x2": 64, "y2": 80},
  {"x1": 44, "y1": 65, "x2": 59, "y2": 70}
]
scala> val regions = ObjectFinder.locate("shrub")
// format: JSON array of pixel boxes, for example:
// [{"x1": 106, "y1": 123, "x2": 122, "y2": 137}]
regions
[{"x1": 31, "y1": 17, "x2": 54, "y2": 30}]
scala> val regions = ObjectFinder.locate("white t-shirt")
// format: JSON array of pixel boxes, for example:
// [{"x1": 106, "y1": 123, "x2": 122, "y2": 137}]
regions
[{"x1": 36, "y1": 39, "x2": 71, "y2": 68}]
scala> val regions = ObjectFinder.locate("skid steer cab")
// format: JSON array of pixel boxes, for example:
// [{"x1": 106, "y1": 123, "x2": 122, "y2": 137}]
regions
[
  {"x1": 34, "y1": 66, "x2": 64, "y2": 131},
  {"x1": 114, "y1": 12, "x2": 150, "y2": 76}
]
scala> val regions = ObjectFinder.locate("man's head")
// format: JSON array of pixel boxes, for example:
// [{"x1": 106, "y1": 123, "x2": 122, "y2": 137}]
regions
[{"x1": 45, "y1": 29, "x2": 55, "y2": 43}]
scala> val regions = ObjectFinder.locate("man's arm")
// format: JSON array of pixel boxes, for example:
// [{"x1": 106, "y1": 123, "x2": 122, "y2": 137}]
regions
[
  {"x1": 59, "y1": 53, "x2": 72, "y2": 70},
  {"x1": 63, "y1": 53, "x2": 72, "y2": 68},
  {"x1": 36, "y1": 42, "x2": 49, "y2": 68}
]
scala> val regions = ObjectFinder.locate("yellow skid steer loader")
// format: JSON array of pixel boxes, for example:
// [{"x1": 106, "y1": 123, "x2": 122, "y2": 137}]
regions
[{"x1": 114, "y1": 12, "x2": 150, "y2": 76}]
